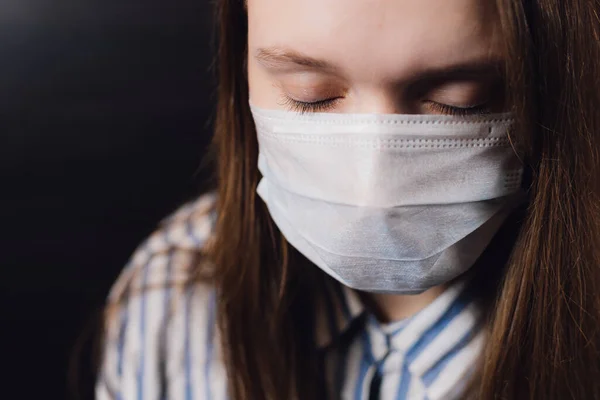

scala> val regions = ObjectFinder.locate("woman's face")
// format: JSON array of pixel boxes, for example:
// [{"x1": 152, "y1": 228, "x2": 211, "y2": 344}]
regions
[{"x1": 247, "y1": 0, "x2": 505, "y2": 116}]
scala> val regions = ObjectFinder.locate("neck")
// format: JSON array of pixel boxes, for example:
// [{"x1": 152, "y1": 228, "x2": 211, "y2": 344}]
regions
[{"x1": 360, "y1": 284, "x2": 448, "y2": 323}]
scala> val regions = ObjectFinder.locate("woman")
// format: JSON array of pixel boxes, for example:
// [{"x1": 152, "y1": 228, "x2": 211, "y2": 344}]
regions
[{"x1": 97, "y1": 0, "x2": 600, "y2": 398}]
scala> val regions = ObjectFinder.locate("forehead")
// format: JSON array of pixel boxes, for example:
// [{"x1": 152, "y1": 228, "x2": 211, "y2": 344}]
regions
[{"x1": 247, "y1": 0, "x2": 501, "y2": 80}]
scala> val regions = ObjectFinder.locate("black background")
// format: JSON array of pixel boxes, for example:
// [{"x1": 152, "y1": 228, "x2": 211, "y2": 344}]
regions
[{"x1": 1, "y1": 1, "x2": 216, "y2": 398}]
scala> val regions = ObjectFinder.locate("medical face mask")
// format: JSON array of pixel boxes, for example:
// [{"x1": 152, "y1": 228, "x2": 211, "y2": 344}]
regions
[{"x1": 251, "y1": 104, "x2": 524, "y2": 294}]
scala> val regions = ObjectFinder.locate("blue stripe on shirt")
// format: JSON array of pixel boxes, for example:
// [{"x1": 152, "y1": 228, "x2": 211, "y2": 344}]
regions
[
  {"x1": 160, "y1": 252, "x2": 174, "y2": 400},
  {"x1": 395, "y1": 291, "x2": 471, "y2": 399},
  {"x1": 420, "y1": 322, "x2": 477, "y2": 387},
  {"x1": 186, "y1": 218, "x2": 202, "y2": 247},
  {"x1": 205, "y1": 290, "x2": 216, "y2": 400},
  {"x1": 137, "y1": 258, "x2": 153, "y2": 400},
  {"x1": 116, "y1": 297, "x2": 129, "y2": 400},
  {"x1": 354, "y1": 330, "x2": 374, "y2": 400},
  {"x1": 185, "y1": 285, "x2": 194, "y2": 400},
  {"x1": 395, "y1": 362, "x2": 412, "y2": 399}
]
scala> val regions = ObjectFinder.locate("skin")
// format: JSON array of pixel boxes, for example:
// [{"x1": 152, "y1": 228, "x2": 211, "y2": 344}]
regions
[{"x1": 247, "y1": 0, "x2": 504, "y2": 321}]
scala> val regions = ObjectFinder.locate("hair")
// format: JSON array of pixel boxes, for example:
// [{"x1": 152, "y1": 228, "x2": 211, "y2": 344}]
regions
[{"x1": 103, "y1": 0, "x2": 600, "y2": 399}]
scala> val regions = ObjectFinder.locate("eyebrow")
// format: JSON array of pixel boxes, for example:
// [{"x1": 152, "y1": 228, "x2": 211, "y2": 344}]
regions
[
  {"x1": 255, "y1": 47, "x2": 338, "y2": 72},
  {"x1": 255, "y1": 46, "x2": 504, "y2": 81}
]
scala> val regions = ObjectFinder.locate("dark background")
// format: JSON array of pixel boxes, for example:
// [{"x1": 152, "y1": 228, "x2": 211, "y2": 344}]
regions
[{"x1": 0, "y1": 1, "x2": 216, "y2": 398}]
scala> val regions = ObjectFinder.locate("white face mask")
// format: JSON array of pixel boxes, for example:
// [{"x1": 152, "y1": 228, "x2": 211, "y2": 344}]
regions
[{"x1": 251, "y1": 104, "x2": 524, "y2": 294}]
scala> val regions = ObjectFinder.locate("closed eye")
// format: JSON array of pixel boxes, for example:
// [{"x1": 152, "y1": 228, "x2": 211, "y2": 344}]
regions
[{"x1": 281, "y1": 95, "x2": 492, "y2": 116}]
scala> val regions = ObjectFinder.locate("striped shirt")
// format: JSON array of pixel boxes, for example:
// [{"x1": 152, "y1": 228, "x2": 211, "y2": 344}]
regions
[{"x1": 97, "y1": 193, "x2": 485, "y2": 400}]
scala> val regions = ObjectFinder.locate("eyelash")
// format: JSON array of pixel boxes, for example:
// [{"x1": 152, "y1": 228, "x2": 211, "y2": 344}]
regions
[
  {"x1": 281, "y1": 96, "x2": 341, "y2": 114},
  {"x1": 426, "y1": 101, "x2": 491, "y2": 116},
  {"x1": 281, "y1": 95, "x2": 491, "y2": 116}
]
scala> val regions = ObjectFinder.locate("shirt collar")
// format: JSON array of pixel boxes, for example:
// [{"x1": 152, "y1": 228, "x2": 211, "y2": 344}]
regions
[{"x1": 314, "y1": 277, "x2": 480, "y2": 355}]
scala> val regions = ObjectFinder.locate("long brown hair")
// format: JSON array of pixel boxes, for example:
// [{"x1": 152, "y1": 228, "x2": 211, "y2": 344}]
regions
[{"x1": 196, "y1": 0, "x2": 598, "y2": 398}]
